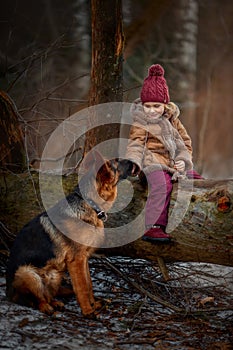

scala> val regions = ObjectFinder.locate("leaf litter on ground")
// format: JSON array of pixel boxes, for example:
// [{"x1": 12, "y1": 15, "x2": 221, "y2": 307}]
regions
[{"x1": 0, "y1": 257, "x2": 232, "y2": 349}]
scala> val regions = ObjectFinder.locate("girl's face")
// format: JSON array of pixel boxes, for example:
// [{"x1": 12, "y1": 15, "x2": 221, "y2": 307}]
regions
[{"x1": 143, "y1": 102, "x2": 165, "y2": 119}]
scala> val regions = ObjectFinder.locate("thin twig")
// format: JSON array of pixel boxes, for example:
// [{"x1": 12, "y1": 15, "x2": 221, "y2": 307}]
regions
[
  {"x1": 27, "y1": 73, "x2": 88, "y2": 112},
  {"x1": 130, "y1": 296, "x2": 147, "y2": 331},
  {"x1": 101, "y1": 257, "x2": 183, "y2": 313}
]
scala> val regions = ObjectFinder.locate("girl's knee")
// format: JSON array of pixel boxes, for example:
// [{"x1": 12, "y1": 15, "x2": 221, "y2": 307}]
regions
[{"x1": 148, "y1": 171, "x2": 172, "y2": 193}]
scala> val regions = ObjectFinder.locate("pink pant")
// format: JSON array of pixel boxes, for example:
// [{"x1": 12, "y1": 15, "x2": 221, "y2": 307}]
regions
[
  {"x1": 186, "y1": 169, "x2": 204, "y2": 179},
  {"x1": 145, "y1": 171, "x2": 172, "y2": 228},
  {"x1": 145, "y1": 169, "x2": 204, "y2": 228}
]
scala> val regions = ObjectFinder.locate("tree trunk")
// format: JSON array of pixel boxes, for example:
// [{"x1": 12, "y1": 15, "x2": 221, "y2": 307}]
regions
[
  {"x1": 167, "y1": 0, "x2": 199, "y2": 154},
  {"x1": 101, "y1": 178, "x2": 233, "y2": 267},
  {"x1": 84, "y1": 0, "x2": 124, "y2": 153},
  {"x1": 0, "y1": 90, "x2": 25, "y2": 172},
  {"x1": 0, "y1": 173, "x2": 232, "y2": 268}
]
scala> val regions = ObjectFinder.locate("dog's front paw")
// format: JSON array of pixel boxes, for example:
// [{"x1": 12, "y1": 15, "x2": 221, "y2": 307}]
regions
[
  {"x1": 82, "y1": 307, "x2": 99, "y2": 319},
  {"x1": 38, "y1": 301, "x2": 54, "y2": 315},
  {"x1": 51, "y1": 300, "x2": 65, "y2": 311},
  {"x1": 83, "y1": 311, "x2": 98, "y2": 320},
  {"x1": 95, "y1": 298, "x2": 111, "y2": 312}
]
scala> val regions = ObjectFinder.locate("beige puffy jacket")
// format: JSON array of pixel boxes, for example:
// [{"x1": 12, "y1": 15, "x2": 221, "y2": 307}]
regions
[{"x1": 126, "y1": 99, "x2": 193, "y2": 176}]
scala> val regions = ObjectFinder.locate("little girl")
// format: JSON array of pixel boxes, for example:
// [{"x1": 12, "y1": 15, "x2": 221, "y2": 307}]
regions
[{"x1": 126, "y1": 64, "x2": 202, "y2": 243}]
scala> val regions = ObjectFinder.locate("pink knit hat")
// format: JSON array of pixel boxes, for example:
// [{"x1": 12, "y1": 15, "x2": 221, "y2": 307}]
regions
[{"x1": 140, "y1": 64, "x2": 170, "y2": 104}]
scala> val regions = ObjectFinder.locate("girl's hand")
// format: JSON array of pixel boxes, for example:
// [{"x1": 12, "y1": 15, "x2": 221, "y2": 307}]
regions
[{"x1": 174, "y1": 160, "x2": 185, "y2": 172}]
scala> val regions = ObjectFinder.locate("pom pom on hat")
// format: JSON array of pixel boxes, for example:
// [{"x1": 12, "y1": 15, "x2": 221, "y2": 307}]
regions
[
  {"x1": 140, "y1": 64, "x2": 170, "y2": 104},
  {"x1": 148, "y1": 64, "x2": 164, "y2": 77}
]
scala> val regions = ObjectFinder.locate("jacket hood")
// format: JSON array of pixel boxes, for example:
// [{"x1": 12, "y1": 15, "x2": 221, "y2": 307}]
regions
[{"x1": 130, "y1": 98, "x2": 180, "y2": 124}]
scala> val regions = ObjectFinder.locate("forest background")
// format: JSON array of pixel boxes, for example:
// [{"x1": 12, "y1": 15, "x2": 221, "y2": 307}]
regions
[
  {"x1": 0, "y1": 2, "x2": 233, "y2": 348},
  {"x1": 0, "y1": 0, "x2": 233, "y2": 179}
]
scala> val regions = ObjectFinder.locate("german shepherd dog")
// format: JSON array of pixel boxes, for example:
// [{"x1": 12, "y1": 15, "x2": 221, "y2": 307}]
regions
[{"x1": 6, "y1": 151, "x2": 133, "y2": 317}]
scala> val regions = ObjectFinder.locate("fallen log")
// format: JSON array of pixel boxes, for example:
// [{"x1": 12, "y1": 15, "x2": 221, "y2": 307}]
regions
[
  {"x1": 101, "y1": 178, "x2": 233, "y2": 268},
  {"x1": 0, "y1": 173, "x2": 232, "y2": 268}
]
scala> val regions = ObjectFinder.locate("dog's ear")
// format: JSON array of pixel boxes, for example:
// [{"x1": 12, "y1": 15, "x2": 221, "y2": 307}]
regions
[{"x1": 96, "y1": 158, "x2": 117, "y2": 184}]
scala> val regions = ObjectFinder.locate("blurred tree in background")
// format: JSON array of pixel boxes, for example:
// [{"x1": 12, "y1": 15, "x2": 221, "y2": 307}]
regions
[{"x1": 0, "y1": 0, "x2": 232, "y2": 177}]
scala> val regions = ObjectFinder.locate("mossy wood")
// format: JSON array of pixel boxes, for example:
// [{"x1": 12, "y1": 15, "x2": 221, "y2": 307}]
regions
[
  {"x1": 0, "y1": 173, "x2": 232, "y2": 267},
  {"x1": 104, "y1": 178, "x2": 233, "y2": 267}
]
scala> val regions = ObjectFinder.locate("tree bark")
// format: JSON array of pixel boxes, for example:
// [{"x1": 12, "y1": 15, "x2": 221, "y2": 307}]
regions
[
  {"x1": 89, "y1": 0, "x2": 124, "y2": 105},
  {"x1": 84, "y1": 0, "x2": 124, "y2": 153},
  {"x1": 0, "y1": 173, "x2": 232, "y2": 268},
  {"x1": 0, "y1": 90, "x2": 25, "y2": 172},
  {"x1": 101, "y1": 178, "x2": 233, "y2": 267}
]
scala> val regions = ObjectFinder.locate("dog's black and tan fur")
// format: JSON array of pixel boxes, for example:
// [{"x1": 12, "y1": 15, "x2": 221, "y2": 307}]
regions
[{"x1": 6, "y1": 151, "x2": 133, "y2": 317}]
